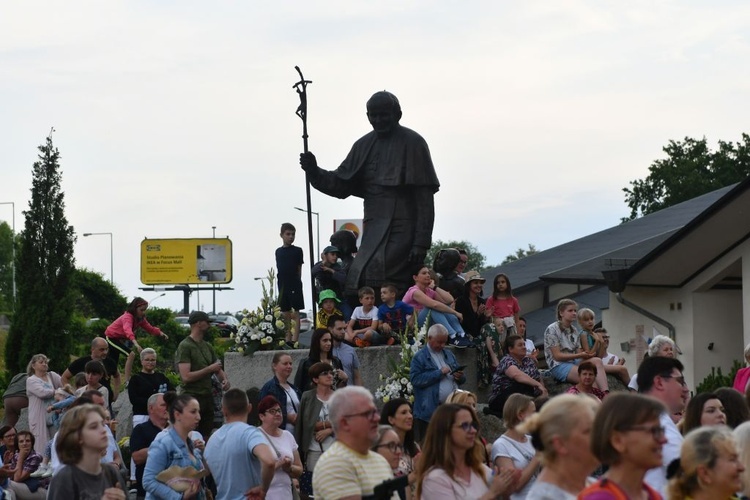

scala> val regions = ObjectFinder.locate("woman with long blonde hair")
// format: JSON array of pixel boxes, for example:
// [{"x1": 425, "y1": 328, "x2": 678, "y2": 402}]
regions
[{"x1": 517, "y1": 394, "x2": 599, "y2": 499}]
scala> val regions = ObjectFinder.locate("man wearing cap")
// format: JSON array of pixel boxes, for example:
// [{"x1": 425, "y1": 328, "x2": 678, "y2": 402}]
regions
[
  {"x1": 311, "y1": 245, "x2": 351, "y2": 319},
  {"x1": 176, "y1": 310, "x2": 230, "y2": 438}
]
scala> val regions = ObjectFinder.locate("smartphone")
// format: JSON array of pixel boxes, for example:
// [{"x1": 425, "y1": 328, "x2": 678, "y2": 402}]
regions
[{"x1": 450, "y1": 365, "x2": 467, "y2": 374}]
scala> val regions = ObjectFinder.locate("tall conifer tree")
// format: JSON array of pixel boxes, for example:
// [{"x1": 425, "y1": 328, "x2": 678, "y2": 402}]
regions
[{"x1": 6, "y1": 133, "x2": 76, "y2": 373}]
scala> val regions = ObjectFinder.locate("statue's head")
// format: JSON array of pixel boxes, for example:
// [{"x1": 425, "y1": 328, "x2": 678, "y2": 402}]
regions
[
  {"x1": 330, "y1": 230, "x2": 358, "y2": 257},
  {"x1": 366, "y1": 91, "x2": 402, "y2": 136}
]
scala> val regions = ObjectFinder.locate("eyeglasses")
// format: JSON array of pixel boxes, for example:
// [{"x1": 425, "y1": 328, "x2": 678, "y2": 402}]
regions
[
  {"x1": 454, "y1": 421, "x2": 479, "y2": 432},
  {"x1": 623, "y1": 425, "x2": 666, "y2": 440},
  {"x1": 344, "y1": 408, "x2": 379, "y2": 420},
  {"x1": 661, "y1": 374, "x2": 687, "y2": 387},
  {"x1": 318, "y1": 370, "x2": 333, "y2": 376},
  {"x1": 264, "y1": 408, "x2": 282, "y2": 416},
  {"x1": 376, "y1": 442, "x2": 404, "y2": 453}
]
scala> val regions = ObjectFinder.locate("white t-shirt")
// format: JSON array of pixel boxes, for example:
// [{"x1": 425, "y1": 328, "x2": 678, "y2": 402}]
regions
[
  {"x1": 525, "y1": 339, "x2": 535, "y2": 356},
  {"x1": 602, "y1": 351, "x2": 620, "y2": 365},
  {"x1": 260, "y1": 429, "x2": 299, "y2": 500},
  {"x1": 644, "y1": 412, "x2": 683, "y2": 497},
  {"x1": 525, "y1": 480, "x2": 577, "y2": 500},
  {"x1": 350, "y1": 306, "x2": 379, "y2": 329},
  {"x1": 491, "y1": 435, "x2": 537, "y2": 500},
  {"x1": 628, "y1": 373, "x2": 639, "y2": 391}
]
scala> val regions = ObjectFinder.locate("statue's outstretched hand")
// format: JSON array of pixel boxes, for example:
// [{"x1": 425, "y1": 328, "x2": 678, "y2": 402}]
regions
[
  {"x1": 408, "y1": 247, "x2": 427, "y2": 264},
  {"x1": 300, "y1": 152, "x2": 317, "y2": 172}
]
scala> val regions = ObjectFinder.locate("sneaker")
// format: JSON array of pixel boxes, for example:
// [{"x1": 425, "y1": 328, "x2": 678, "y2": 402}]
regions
[
  {"x1": 30, "y1": 464, "x2": 47, "y2": 478},
  {"x1": 42, "y1": 466, "x2": 54, "y2": 478},
  {"x1": 450, "y1": 336, "x2": 472, "y2": 349},
  {"x1": 354, "y1": 338, "x2": 371, "y2": 348}
]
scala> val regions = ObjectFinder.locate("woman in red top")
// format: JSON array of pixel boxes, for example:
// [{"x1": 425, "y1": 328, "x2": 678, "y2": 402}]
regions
[
  {"x1": 580, "y1": 393, "x2": 665, "y2": 500},
  {"x1": 485, "y1": 274, "x2": 520, "y2": 335},
  {"x1": 104, "y1": 297, "x2": 168, "y2": 366}
]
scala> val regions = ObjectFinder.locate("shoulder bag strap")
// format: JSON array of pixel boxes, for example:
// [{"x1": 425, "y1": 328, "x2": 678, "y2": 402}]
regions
[{"x1": 259, "y1": 428, "x2": 282, "y2": 458}]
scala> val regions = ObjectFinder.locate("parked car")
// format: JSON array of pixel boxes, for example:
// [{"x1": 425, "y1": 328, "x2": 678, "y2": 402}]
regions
[
  {"x1": 209, "y1": 314, "x2": 240, "y2": 337},
  {"x1": 174, "y1": 316, "x2": 191, "y2": 329},
  {"x1": 299, "y1": 311, "x2": 313, "y2": 333}
]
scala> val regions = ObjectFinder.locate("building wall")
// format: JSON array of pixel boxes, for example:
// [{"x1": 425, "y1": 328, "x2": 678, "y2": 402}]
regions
[
  {"x1": 691, "y1": 289, "x2": 743, "y2": 384},
  {"x1": 548, "y1": 283, "x2": 580, "y2": 303},
  {"x1": 603, "y1": 240, "x2": 750, "y2": 390},
  {"x1": 602, "y1": 287, "x2": 696, "y2": 385},
  {"x1": 517, "y1": 287, "x2": 544, "y2": 317}
]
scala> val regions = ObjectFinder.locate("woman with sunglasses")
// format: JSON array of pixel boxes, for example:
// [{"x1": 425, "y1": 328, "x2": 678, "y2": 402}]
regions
[
  {"x1": 372, "y1": 425, "x2": 409, "y2": 500},
  {"x1": 294, "y1": 362, "x2": 336, "y2": 498},
  {"x1": 257, "y1": 395, "x2": 303, "y2": 500},
  {"x1": 416, "y1": 403, "x2": 516, "y2": 499},
  {"x1": 579, "y1": 393, "x2": 665, "y2": 499}
]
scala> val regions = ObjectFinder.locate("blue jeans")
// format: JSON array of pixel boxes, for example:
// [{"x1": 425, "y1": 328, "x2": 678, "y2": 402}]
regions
[
  {"x1": 417, "y1": 308, "x2": 465, "y2": 337},
  {"x1": 549, "y1": 359, "x2": 580, "y2": 382}
]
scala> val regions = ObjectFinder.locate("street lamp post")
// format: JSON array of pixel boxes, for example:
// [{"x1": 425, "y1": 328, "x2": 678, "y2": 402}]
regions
[
  {"x1": 0, "y1": 202, "x2": 16, "y2": 309},
  {"x1": 212, "y1": 226, "x2": 216, "y2": 315},
  {"x1": 82, "y1": 232, "x2": 113, "y2": 284},
  {"x1": 294, "y1": 206, "x2": 320, "y2": 258},
  {"x1": 149, "y1": 292, "x2": 166, "y2": 305}
]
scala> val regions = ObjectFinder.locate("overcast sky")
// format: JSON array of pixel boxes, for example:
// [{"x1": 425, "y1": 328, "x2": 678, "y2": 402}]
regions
[{"x1": 2, "y1": 1, "x2": 749, "y2": 315}]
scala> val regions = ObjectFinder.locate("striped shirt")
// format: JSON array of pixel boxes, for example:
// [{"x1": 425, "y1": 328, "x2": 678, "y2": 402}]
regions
[{"x1": 312, "y1": 441, "x2": 397, "y2": 500}]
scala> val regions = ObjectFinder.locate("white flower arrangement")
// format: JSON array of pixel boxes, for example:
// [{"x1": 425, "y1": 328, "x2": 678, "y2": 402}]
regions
[
  {"x1": 374, "y1": 317, "x2": 429, "y2": 403},
  {"x1": 231, "y1": 269, "x2": 290, "y2": 356}
]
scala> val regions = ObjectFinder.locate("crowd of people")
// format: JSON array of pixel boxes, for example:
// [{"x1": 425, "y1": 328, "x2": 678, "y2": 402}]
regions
[{"x1": 5, "y1": 265, "x2": 750, "y2": 500}]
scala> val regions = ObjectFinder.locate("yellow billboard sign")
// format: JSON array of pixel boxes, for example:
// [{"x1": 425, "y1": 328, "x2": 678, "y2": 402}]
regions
[{"x1": 140, "y1": 238, "x2": 232, "y2": 285}]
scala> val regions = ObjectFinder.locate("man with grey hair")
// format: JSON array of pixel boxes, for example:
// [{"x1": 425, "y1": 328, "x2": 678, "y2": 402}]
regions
[
  {"x1": 312, "y1": 386, "x2": 397, "y2": 499},
  {"x1": 410, "y1": 324, "x2": 466, "y2": 442},
  {"x1": 130, "y1": 393, "x2": 168, "y2": 499}
]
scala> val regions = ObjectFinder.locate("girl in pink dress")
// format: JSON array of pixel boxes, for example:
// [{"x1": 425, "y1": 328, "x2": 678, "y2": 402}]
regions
[{"x1": 485, "y1": 274, "x2": 520, "y2": 335}]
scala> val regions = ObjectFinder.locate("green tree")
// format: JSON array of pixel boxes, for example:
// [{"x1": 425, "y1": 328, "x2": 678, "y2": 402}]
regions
[
  {"x1": 71, "y1": 268, "x2": 127, "y2": 320},
  {"x1": 426, "y1": 240, "x2": 486, "y2": 271},
  {"x1": 502, "y1": 244, "x2": 540, "y2": 264},
  {"x1": 623, "y1": 134, "x2": 750, "y2": 220},
  {"x1": 0, "y1": 222, "x2": 13, "y2": 312},
  {"x1": 5, "y1": 134, "x2": 77, "y2": 373}
]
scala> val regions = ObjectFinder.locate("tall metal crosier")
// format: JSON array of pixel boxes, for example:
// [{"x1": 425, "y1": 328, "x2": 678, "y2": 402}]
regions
[{"x1": 293, "y1": 66, "x2": 317, "y2": 319}]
